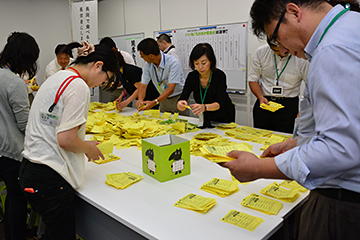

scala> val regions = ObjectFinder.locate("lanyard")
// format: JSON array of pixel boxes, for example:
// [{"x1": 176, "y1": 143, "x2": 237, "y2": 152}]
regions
[
  {"x1": 274, "y1": 54, "x2": 291, "y2": 86},
  {"x1": 318, "y1": 5, "x2": 350, "y2": 46},
  {"x1": 5, "y1": 64, "x2": 12, "y2": 71},
  {"x1": 153, "y1": 54, "x2": 166, "y2": 93},
  {"x1": 48, "y1": 67, "x2": 83, "y2": 113},
  {"x1": 119, "y1": 72, "x2": 126, "y2": 100},
  {"x1": 199, "y1": 71, "x2": 212, "y2": 104}
]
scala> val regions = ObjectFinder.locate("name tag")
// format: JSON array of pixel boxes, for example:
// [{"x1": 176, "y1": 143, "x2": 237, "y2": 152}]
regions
[
  {"x1": 40, "y1": 111, "x2": 59, "y2": 127},
  {"x1": 271, "y1": 85, "x2": 283, "y2": 96}
]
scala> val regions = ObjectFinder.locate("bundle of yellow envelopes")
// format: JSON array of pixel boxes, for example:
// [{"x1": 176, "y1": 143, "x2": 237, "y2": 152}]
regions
[
  {"x1": 221, "y1": 209, "x2": 264, "y2": 232},
  {"x1": 241, "y1": 193, "x2": 283, "y2": 215},
  {"x1": 105, "y1": 172, "x2": 143, "y2": 189},
  {"x1": 200, "y1": 178, "x2": 239, "y2": 197},
  {"x1": 260, "y1": 101, "x2": 284, "y2": 112},
  {"x1": 174, "y1": 193, "x2": 216, "y2": 213},
  {"x1": 260, "y1": 182, "x2": 300, "y2": 203}
]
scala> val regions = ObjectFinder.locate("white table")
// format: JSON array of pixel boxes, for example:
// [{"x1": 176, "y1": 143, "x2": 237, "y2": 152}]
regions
[{"x1": 75, "y1": 108, "x2": 308, "y2": 240}]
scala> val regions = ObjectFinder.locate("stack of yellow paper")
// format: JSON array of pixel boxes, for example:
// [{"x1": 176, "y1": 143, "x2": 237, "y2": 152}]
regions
[
  {"x1": 241, "y1": 193, "x2": 283, "y2": 215},
  {"x1": 260, "y1": 101, "x2": 284, "y2": 112},
  {"x1": 279, "y1": 180, "x2": 308, "y2": 192},
  {"x1": 190, "y1": 135, "x2": 234, "y2": 156},
  {"x1": 260, "y1": 182, "x2": 300, "y2": 203},
  {"x1": 199, "y1": 143, "x2": 255, "y2": 163},
  {"x1": 215, "y1": 122, "x2": 239, "y2": 130},
  {"x1": 200, "y1": 178, "x2": 239, "y2": 197},
  {"x1": 194, "y1": 132, "x2": 220, "y2": 140},
  {"x1": 105, "y1": 172, "x2": 143, "y2": 189},
  {"x1": 221, "y1": 209, "x2": 264, "y2": 232},
  {"x1": 93, "y1": 153, "x2": 120, "y2": 164},
  {"x1": 174, "y1": 193, "x2": 216, "y2": 213}
]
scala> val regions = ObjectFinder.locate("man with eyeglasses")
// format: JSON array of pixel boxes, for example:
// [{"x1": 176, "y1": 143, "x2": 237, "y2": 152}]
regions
[
  {"x1": 249, "y1": 41, "x2": 309, "y2": 134},
  {"x1": 220, "y1": 0, "x2": 360, "y2": 239}
]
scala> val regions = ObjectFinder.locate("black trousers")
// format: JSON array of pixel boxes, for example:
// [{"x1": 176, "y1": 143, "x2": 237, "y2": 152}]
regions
[
  {"x1": 253, "y1": 96, "x2": 299, "y2": 134},
  {"x1": 0, "y1": 156, "x2": 27, "y2": 240},
  {"x1": 19, "y1": 158, "x2": 76, "y2": 240},
  {"x1": 298, "y1": 190, "x2": 360, "y2": 240}
]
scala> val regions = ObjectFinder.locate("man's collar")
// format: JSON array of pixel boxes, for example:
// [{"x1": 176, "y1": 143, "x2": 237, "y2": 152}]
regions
[{"x1": 304, "y1": 4, "x2": 344, "y2": 62}]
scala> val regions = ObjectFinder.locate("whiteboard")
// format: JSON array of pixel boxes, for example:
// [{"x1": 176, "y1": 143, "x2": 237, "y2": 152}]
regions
[
  {"x1": 110, "y1": 33, "x2": 145, "y2": 67},
  {"x1": 154, "y1": 22, "x2": 248, "y2": 90}
]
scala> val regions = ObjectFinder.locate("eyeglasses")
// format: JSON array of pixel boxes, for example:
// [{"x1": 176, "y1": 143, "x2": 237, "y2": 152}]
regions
[
  {"x1": 102, "y1": 66, "x2": 114, "y2": 83},
  {"x1": 269, "y1": 10, "x2": 286, "y2": 48}
]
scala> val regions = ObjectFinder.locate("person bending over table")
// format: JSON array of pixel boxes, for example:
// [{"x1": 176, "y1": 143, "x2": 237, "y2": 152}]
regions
[
  {"x1": 112, "y1": 49, "x2": 159, "y2": 110},
  {"x1": 177, "y1": 43, "x2": 235, "y2": 123},
  {"x1": 19, "y1": 42, "x2": 121, "y2": 240},
  {"x1": 135, "y1": 38, "x2": 189, "y2": 115}
]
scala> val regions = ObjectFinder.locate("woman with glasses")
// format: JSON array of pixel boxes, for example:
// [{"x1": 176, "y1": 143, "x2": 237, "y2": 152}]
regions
[{"x1": 19, "y1": 42, "x2": 120, "y2": 240}]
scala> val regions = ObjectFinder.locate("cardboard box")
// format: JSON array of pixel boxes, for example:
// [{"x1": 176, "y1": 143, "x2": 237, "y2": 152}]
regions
[{"x1": 142, "y1": 134, "x2": 190, "y2": 182}]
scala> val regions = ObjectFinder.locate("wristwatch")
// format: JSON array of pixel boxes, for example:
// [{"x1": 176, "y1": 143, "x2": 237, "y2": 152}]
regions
[{"x1": 155, "y1": 99, "x2": 159, "y2": 105}]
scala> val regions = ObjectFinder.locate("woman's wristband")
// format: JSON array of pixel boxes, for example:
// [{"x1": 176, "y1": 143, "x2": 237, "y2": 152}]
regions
[{"x1": 204, "y1": 104, "x2": 207, "y2": 112}]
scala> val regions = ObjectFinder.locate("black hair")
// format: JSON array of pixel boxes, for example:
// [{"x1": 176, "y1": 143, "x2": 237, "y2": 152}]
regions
[
  {"x1": 55, "y1": 43, "x2": 78, "y2": 58},
  {"x1": 0, "y1": 31, "x2": 39, "y2": 79},
  {"x1": 71, "y1": 43, "x2": 120, "y2": 91},
  {"x1": 156, "y1": 34, "x2": 172, "y2": 43},
  {"x1": 112, "y1": 49, "x2": 126, "y2": 68},
  {"x1": 189, "y1": 43, "x2": 217, "y2": 71},
  {"x1": 250, "y1": 0, "x2": 328, "y2": 40},
  {"x1": 137, "y1": 38, "x2": 160, "y2": 55},
  {"x1": 99, "y1": 37, "x2": 117, "y2": 49}
]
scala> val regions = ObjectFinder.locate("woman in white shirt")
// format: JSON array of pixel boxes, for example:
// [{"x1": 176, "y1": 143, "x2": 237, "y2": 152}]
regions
[{"x1": 19, "y1": 42, "x2": 121, "y2": 240}]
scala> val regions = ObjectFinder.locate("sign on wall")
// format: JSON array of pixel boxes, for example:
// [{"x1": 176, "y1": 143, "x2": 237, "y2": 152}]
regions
[
  {"x1": 70, "y1": 0, "x2": 99, "y2": 101},
  {"x1": 154, "y1": 23, "x2": 248, "y2": 90}
]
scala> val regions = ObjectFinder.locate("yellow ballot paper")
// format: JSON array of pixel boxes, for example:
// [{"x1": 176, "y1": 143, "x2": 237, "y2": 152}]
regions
[
  {"x1": 200, "y1": 143, "x2": 255, "y2": 163},
  {"x1": 105, "y1": 172, "x2": 143, "y2": 189},
  {"x1": 279, "y1": 180, "x2": 308, "y2": 192},
  {"x1": 215, "y1": 122, "x2": 239, "y2": 130},
  {"x1": 161, "y1": 112, "x2": 171, "y2": 119},
  {"x1": 174, "y1": 193, "x2": 216, "y2": 213},
  {"x1": 221, "y1": 210, "x2": 264, "y2": 232},
  {"x1": 241, "y1": 193, "x2": 283, "y2": 215},
  {"x1": 96, "y1": 141, "x2": 114, "y2": 154},
  {"x1": 93, "y1": 153, "x2": 120, "y2": 164},
  {"x1": 260, "y1": 182, "x2": 300, "y2": 203},
  {"x1": 200, "y1": 178, "x2": 239, "y2": 197},
  {"x1": 260, "y1": 101, "x2": 284, "y2": 112}
]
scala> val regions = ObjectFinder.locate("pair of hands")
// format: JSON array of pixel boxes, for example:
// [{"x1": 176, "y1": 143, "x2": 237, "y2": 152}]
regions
[
  {"x1": 114, "y1": 97, "x2": 130, "y2": 111},
  {"x1": 135, "y1": 100, "x2": 157, "y2": 111},
  {"x1": 219, "y1": 138, "x2": 296, "y2": 182},
  {"x1": 177, "y1": 100, "x2": 204, "y2": 116}
]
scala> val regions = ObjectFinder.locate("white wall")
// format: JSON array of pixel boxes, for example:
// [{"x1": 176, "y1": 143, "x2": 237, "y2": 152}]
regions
[
  {"x1": 0, "y1": 0, "x2": 72, "y2": 85},
  {"x1": 98, "y1": 0, "x2": 264, "y2": 125},
  {"x1": 0, "y1": 0, "x2": 263, "y2": 125}
]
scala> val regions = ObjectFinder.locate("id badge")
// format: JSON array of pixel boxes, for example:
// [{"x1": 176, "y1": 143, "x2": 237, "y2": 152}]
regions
[
  {"x1": 271, "y1": 85, "x2": 283, "y2": 96},
  {"x1": 40, "y1": 111, "x2": 59, "y2": 127},
  {"x1": 160, "y1": 81, "x2": 168, "y2": 93}
]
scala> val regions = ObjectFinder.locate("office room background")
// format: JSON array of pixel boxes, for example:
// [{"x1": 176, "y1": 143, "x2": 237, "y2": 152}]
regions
[{"x1": 0, "y1": 0, "x2": 269, "y2": 126}]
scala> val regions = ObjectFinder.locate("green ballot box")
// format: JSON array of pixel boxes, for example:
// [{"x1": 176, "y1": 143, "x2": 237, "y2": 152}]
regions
[{"x1": 142, "y1": 134, "x2": 190, "y2": 182}]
